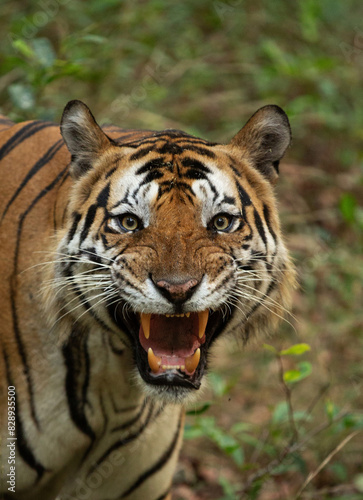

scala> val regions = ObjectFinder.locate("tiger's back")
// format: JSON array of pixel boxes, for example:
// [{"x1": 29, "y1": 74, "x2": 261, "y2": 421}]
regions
[{"x1": 0, "y1": 102, "x2": 295, "y2": 499}]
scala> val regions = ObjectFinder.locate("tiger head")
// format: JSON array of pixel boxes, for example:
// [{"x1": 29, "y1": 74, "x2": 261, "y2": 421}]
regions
[{"x1": 55, "y1": 100, "x2": 295, "y2": 403}]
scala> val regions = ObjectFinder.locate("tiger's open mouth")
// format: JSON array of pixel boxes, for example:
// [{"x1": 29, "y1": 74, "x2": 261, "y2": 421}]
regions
[{"x1": 112, "y1": 306, "x2": 231, "y2": 390}]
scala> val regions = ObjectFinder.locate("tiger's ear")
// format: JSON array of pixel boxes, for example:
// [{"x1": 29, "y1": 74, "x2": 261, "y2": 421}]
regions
[
  {"x1": 230, "y1": 105, "x2": 291, "y2": 184},
  {"x1": 60, "y1": 100, "x2": 112, "y2": 178}
]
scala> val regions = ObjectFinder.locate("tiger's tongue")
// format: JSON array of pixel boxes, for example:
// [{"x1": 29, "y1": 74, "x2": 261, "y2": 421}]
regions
[{"x1": 139, "y1": 311, "x2": 208, "y2": 374}]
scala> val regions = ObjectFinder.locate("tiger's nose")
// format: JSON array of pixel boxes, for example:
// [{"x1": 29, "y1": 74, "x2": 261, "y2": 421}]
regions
[{"x1": 154, "y1": 278, "x2": 199, "y2": 304}]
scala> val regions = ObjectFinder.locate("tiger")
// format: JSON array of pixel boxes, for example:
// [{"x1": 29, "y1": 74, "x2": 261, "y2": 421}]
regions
[{"x1": 0, "y1": 100, "x2": 295, "y2": 500}]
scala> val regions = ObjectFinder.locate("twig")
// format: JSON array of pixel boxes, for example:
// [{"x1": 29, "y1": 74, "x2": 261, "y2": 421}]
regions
[
  {"x1": 300, "y1": 483, "x2": 358, "y2": 498},
  {"x1": 293, "y1": 430, "x2": 362, "y2": 499},
  {"x1": 278, "y1": 355, "x2": 299, "y2": 443},
  {"x1": 300, "y1": 383, "x2": 330, "y2": 427}
]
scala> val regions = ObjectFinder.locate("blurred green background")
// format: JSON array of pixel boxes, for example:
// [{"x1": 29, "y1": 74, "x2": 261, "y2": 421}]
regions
[{"x1": 1, "y1": 1, "x2": 362, "y2": 498}]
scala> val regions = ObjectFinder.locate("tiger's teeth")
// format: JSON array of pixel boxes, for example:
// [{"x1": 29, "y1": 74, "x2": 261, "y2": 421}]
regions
[
  {"x1": 165, "y1": 313, "x2": 188, "y2": 318},
  {"x1": 198, "y1": 310, "x2": 209, "y2": 339},
  {"x1": 185, "y1": 348, "x2": 201, "y2": 373},
  {"x1": 141, "y1": 313, "x2": 151, "y2": 339},
  {"x1": 148, "y1": 348, "x2": 161, "y2": 373}
]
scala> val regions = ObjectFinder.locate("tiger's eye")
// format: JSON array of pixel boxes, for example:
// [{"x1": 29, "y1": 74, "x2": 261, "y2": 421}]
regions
[
  {"x1": 119, "y1": 215, "x2": 139, "y2": 231},
  {"x1": 213, "y1": 214, "x2": 233, "y2": 231}
]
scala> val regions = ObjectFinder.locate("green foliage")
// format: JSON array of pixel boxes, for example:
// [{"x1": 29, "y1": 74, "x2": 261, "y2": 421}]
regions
[
  {"x1": 280, "y1": 343, "x2": 311, "y2": 357},
  {"x1": 185, "y1": 415, "x2": 245, "y2": 467}
]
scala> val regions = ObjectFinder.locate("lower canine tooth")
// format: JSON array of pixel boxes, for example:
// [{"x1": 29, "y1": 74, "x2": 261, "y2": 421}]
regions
[
  {"x1": 185, "y1": 348, "x2": 201, "y2": 373},
  {"x1": 148, "y1": 348, "x2": 161, "y2": 373}
]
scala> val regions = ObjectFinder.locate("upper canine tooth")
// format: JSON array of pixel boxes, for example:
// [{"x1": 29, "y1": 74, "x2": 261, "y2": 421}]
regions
[
  {"x1": 141, "y1": 313, "x2": 151, "y2": 339},
  {"x1": 198, "y1": 310, "x2": 209, "y2": 339}
]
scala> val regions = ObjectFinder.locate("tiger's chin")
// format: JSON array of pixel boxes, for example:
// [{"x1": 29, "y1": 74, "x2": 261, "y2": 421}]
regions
[{"x1": 110, "y1": 304, "x2": 232, "y2": 403}]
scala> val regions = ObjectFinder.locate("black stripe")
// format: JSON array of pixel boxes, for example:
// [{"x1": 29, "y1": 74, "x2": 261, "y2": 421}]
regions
[
  {"x1": 140, "y1": 169, "x2": 164, "y2": 186},
  {"x1": 181, "y1": 158, "x2": 211, "y2": 173},
  {"x1": 3, "y1": 348, "x2": 46, "y2": 480},
  {"x1": 263, "y1": 204, "x2": 277, "y2": 244},
  {"x1": 207, "y1": 179, "x2": 218, "y2": 201},
  {"x1": 136, "y1": 159, "x2": 166, "y2": 175},
  {"x1": 0, "y1": 121, "x2": 54, "y2": 161},
  {"x1": 157, "y1": 142, "x2": 183, "y2": 155},
  {"x1": 228, "y1": 159, "x2": 242, "y2": 177},
  {"x1": 253, "y1": 208, "x2": 267, "y2": 248},
  {"x1": 120, "y1": 413, "x2": 182, "y2": 498},
  {"x1": 111, "y1": 399, "x2": 148, "y2": 433},
  {"x1": 161, "y1": 180, "x2": 195, "y2": 196},
  {"x1": 80, "y1": 204, "x2": 98, "y2": 242},
  {"x1": 236, "y1": 181, "x2": 251, "y2": 206},
  {"x1": 210, "y1": 270, "x2": 235, "y2": 296},
  {"x1": 88, "y1": 402, "x2": 155, "y2": 474},
  {"x1": 105, "y1": 165, "x2": 118, "y2": 178},
  {"x1": 130, "y1": 145, "x2": 156, "y2": 161},
  {"x1": 1, "y1": 139, "x2": 63, "y2": 221},
  {"x1": 53, "y1": 170, "x2": 70, "y2": 232},
  {"x1": 222, "y1": 195, "x2": 236, "y2": 205},
  {"x1": 114, "y1": 132, "x2": 156, "y2": 146},
  {"x1": 184, "y1": 168, "x2": 208, "y2": 180},
  {"x1": 97, "y1": 182, "x2": 111, "y2": 208},
  {"x1": 154, "y1": 488, "x2": 171, "y2": 500},
  {"x1": 182, "y1": 145, "x2": 216, "y2": 158},
  {"x1": 111, "y1": 188, "x2": 130, "y2": 209},
  {"x1": 67, "y1": 212, "x2": 82, "y2": 242},
  {"x1": 62, "y1": 332, "x2": 96, "y2": 442}
]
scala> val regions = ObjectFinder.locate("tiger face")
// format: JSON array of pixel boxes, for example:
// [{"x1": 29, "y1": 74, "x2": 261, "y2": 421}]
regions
[{"x1": 56, "y1": 100, "x2": 295, "y2": 403}]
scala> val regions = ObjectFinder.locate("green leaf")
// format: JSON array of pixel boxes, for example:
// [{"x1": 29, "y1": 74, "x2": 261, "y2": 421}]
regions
[
  {"x1": 283, "y1": 369, "x2": 302, "y2": 383},
  {"x1": 183, "y1": 424, "x2": 204, "y2": 440},
  {"x1": 231, "y1": 446, "x2": 244, "y2": 467},
  {"x1": 263, "y1": 343, "x2": 278, "y2": 354},
  {"x1": 298, "y1": 361, "x2": 312, "y2": 379},
  {"x1": 231, "y1": 422, "x2": 253, "y2": 434},
  {"x1": 325, "y1": 400, "x2": 339, "y2": 422},
  {"x1": 12, "y1": 39, "x2": 34, "y2": 58},
  {"x1": 272, "y1": 401, "x2": 289, "y2": 424},
  {"x1": 186, "y1": 402, "x2": 211, "y2": 415},
  {"x1": 280, "y1": 343, "x2": 311, "y2": 356},
  {"x1": 79, "y1": 34, "x2": 108, "y2": 44},
  {"x1": 218, "y1": 475, "x2": 240, "y2": 499},
  {"x1": 339, "y1": 193, "x2": 357, "y2": 224},
  {"x1": 284, "y1": 362, "x2": 312, "y2": 383}
]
